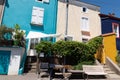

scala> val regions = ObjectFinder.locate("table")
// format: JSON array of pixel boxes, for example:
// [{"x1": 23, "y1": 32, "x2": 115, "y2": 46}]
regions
[{"x1": 49, "y1": 64, "x2": 72, "y2": 79}]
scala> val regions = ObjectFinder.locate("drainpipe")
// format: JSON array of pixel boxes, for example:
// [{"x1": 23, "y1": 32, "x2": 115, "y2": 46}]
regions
[
  {"x1": 65, "y1": 0, "x2": 69, "y2": 40},
  {"x1": 63, "y1": 0, "x2": 69, "y2": 73}
]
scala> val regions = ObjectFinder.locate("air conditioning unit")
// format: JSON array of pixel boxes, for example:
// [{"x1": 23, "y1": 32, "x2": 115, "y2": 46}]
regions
[{"x1": 43, "y1": 0, "x2": 49, "y2": 3}]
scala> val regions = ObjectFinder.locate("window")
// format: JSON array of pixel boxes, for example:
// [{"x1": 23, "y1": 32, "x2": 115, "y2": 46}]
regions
[
  {"x1": 30, "y1": 38, "x2": 39, "y2": 49},
  {"x1": 82, "y1": 35, "x2": 90, "y2": 43},
  {"x1": 64, "y1": 35, "x2": 73, "y2": 41},
  {"x1": 82, "y1": 7, "x2": 87, "y2": 13},
  {"x1": 112, "y1": 23, "x2": 120, "y2": 38},
  {"x1": 82, "y1": 38, "x2": 88, "y2": 43},
  {"x1": 31, "y1": 6, "x2": 44, "y2": 26},
  {"x1": 37, "y1": 0, "x2": 43, "y2": 2},
  {"x1": 36, "y1": 0, "x2": 49, "y2": 3},
  {"x1": 81, "y1": 17, "x2": 89, "y2": 31},
  {"x1": 43, "y1": 0, "x2": 49, "y2": 3}
]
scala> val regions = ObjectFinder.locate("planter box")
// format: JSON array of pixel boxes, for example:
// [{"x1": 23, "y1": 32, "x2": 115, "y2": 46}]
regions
[{"x1": 0, "y1": 40, "x2": 14, "y2": 46}]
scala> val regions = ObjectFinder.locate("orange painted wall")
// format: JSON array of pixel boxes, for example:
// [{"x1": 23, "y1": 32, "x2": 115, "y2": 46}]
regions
[
  {"x1": 102, "y1": 33, "x2": 117, "y2": 64},
  {"x1": 95, "y1": 33, "x2": 117, "y2": 64}
]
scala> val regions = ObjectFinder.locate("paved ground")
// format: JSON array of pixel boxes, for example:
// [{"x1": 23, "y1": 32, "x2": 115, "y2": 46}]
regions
[{"x1": 0, "y1": 73, "x2": 120, "y2": 80}]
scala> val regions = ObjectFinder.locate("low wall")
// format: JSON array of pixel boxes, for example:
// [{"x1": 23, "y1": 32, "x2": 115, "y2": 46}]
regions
[{"x1": 106, "y1": 57, "x2": 120, "y2": 75}]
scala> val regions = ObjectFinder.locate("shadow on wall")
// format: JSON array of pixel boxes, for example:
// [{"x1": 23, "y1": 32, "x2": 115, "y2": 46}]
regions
[
  {"x1": 31, "y1": 25, "x2": 44, "y2": 31},
  {"x1": 5, "y1": 0, "x2": 9, "y2": 8}
]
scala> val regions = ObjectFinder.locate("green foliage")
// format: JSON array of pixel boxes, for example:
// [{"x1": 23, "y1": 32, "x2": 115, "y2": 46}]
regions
[
  {"x1": 87, "y1": 36, "x2": 103, "y2": 55},
  {"x1": 72, "y1": 61, "x2": 94, "y2": 70},
  {"x1": 35, "y1": 41, "x2": 53, "y2": 56},
  {"x1": 116, "y1": 55, "x2": 120, "y2": 63},
  {"x1": 35, "y1": 36, "x2": 103, "y2": 66},
  {"x1": 0, "y1": 25, "x2": 13, "y2": 40},
  {"x1": 13, "y1": 24, "x2": 25, "y2": 47}
]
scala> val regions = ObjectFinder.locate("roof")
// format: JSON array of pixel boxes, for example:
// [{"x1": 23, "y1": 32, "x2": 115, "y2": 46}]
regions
[
  {"x1": 99, "y1": 14, "x2": 120, "y2": 21},
  {"x1": 102, "y1": 33, "x2": 116, "y2": 37},
  {"x1": 59, "y1": 0, "x2": 100, "y2": 11}
]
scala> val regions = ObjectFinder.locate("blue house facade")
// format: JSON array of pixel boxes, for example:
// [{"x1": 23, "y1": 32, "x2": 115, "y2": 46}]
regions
[
  {"x1": 2, "y1": 0, "x2": 58, "y2": 34},
  {"x1": 1, "y1": 0, "x2": 58, "y2": 75},
  {"x1": 100, "y1": 14, "x2": 120, "y2": 51}
]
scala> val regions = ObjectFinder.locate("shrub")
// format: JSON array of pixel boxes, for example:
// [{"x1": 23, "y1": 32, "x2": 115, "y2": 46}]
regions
[
  {"x1": 87, "y1": 36, "x2": 103, "y2": 55},
  {"x1": 52, "y1": 40, "x2": 93, "y2": 65},
  {"x1": 116, "y1": 55, "x2": 120, "y2": 63},
  {"x1": 35, "y1": 41, "x2": 53, "y2": 56},
  {"x1": 0, "y1": 25, "x2": 13, "y2": 40},
  {"x1": 35, "y1": 36, "x2": 103, "y2": 66}
]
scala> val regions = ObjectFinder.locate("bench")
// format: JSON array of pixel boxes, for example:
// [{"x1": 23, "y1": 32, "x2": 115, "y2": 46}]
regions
[{"x1": 83, "y1": 65, "x2": 107, "y2": 80}]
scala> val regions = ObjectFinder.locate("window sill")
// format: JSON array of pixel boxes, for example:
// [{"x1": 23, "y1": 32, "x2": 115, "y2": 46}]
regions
[
  {"x1": 81, "y1": 31, "x2": 90, "y2": 36},
  {"x1": 30, "y1": 23, "x2": 43, "y2": 26}
]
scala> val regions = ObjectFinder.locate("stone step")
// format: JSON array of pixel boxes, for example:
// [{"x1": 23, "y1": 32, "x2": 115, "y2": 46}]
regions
[
  {"x1": 106, "y1": 70, "x2": 116, "y2": 74},
  {"x1": 108, "y1": 74, "x2": 120, "y2": 79},
  {"x1": 25, "y1": 65, "x2": 37, "y2": 69},
  {"x1": 103, "y1": 65, "x2": 109, "y2": 68},
  {"x1": 104, "y1": 67, "x2": 111, "y2": 70},
  {"x1": 24, "y1": 68, "x2": 36, "y2": 73},
  {"x1": 25, "y1": 62, "x2": 37, "y2": 66}
]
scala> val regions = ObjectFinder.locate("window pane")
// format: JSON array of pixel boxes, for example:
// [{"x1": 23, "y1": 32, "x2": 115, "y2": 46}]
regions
[
  {"x1": 81, "y1": 17, "x2": 89, "y2": 31},
  {"x1": 113, "y1": 23, "x2": 119, "y2": 37}
]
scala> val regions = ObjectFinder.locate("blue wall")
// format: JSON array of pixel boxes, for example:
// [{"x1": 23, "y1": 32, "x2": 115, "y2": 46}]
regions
[
  {"x1": 2, "y1": 0, "x2": 58, "y2": 74},
  {"x1": 2, "y1": 0, "x2": 58, "y2": 35},
  {"x1": 101, "y1": 18, "x2": 120, "y2": 51}
]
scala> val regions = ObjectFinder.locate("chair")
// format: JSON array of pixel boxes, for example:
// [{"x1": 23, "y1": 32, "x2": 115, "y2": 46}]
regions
[
  {"x1": 38, "y1": 62, "x2": 50, "y2": 79},
  {"x1": 83, "y1": 65, "x2": 108, "y2": 80}
]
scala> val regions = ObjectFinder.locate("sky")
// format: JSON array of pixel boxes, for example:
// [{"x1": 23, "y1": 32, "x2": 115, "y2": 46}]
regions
[{"x1": 80, "y1": 0, "x2": 120, "y2": 18}]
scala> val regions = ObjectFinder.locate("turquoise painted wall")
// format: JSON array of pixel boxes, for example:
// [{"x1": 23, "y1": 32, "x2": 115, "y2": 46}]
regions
[
  {"x1": 1, "y1": 0, "x2": 58, "y2": 74},
  {"x1": 2, "y1": 0, "x2": 58, "y2": 35},
  {"x1": 0, "y1": 50, "x2": 11, "y2": 74}
]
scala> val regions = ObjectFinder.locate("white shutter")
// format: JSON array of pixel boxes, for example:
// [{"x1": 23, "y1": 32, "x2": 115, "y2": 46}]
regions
[
  {"x1": 116, "y1": 27, "x2": 119, "y2": 37},
  {"x1": 43, "y1": 0, "x2": 49, "y2": 3},
  {"x1": 31, "y1": 6, "x2": 44, "y2": 26},
  {"x1": 81, "y1": 17, "x2": 89, "y2": 31}
]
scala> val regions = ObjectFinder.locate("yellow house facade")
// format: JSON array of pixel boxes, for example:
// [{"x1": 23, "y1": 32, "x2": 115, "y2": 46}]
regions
[
  {"x1": 95, "y1": 33, "x2": 117, "y2": 64},
  {"x1": 56, "y1": 0, "x2": 101, "y2": 42}
]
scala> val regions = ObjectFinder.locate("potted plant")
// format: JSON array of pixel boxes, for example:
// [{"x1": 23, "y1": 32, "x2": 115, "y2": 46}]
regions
[
  {"x1": 0, "y1": 25, "x2": 14, "y2": 46},
  {"x1": 13, "y1": 24, "x2": 25, "y2": 47}
]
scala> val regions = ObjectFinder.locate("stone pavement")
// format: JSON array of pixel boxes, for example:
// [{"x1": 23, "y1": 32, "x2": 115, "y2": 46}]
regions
[{"x1": 0, "y1": 73, "x2": 120, "y2": 80}]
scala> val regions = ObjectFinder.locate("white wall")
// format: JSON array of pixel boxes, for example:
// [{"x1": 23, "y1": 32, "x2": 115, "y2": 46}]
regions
[{"x1": 56, "y1": 1, "x2": 101, "y2": 41}]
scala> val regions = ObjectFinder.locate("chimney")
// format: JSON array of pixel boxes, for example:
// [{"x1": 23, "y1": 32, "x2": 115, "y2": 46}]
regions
[{"x1": 108, "y1": 13, "x2": 115, "y2": 16}]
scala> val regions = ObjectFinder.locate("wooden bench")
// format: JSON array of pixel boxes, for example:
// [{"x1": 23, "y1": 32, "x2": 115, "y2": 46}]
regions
[{"x1": 83, "y1": 65, "x2": 107, "y2": 80}]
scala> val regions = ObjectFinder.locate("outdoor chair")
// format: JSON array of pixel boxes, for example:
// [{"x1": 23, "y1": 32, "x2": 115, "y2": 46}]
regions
[
  {"x1": 38, "y1": 62, "x2": 50, "y2": 79},
  {"x1": 82, "y1": 65, "x2": 108, "y2": 80}
]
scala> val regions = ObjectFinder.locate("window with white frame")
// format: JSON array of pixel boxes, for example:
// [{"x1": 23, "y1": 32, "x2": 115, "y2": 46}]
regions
[
  {"x1": 81, "y1": 17, "x2": 89, "y2": 31},
  {"x1": 82, "y1": 35, "x2": 90, "y2": 43},
  {"x1": 30, "y1": 38, "x2": 39, "y2": 49},
  {"x1": 112, "y1": 23, "x2": 120, "y2": 38},
  {"x1": 31, "y1": 6, "x2": 44, "y2": 26},
  {"x1": 64, "y1": 35, "x2": 73, "y2": 41}
]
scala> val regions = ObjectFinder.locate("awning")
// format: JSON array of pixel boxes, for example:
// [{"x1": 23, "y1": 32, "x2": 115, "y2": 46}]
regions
[{"x1": 26, "y1": 31, "x2": 61, "y2": 39}]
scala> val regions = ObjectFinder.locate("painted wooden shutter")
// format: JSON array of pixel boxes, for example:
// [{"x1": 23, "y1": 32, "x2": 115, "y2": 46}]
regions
[{"x1": 31, "y1": 6, "x2": 44, "y2": 26}]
